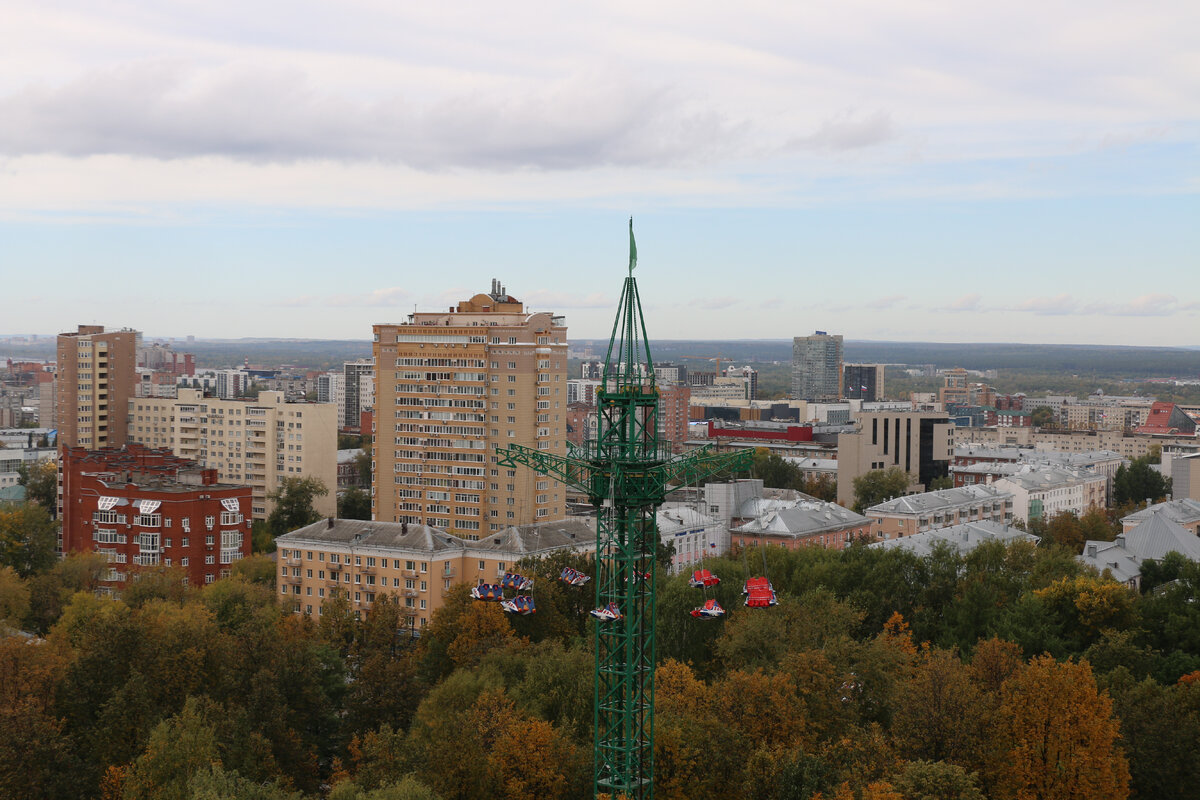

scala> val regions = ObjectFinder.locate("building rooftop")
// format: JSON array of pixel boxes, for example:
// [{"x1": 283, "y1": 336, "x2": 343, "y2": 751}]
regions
[
  {"x1": 735, "y1": 500, "x2": 870, "y2": 537},
  {"x1": 994, "y1": 465, "x2": 1103, "y2": 492},
  {"x1": 1122, "y1": 498, "x2": 1200, "y2": 527},
  {"x1": 1081, "y1": 509, "x2": 1200, "y2": 584},
  {"x1": 867, "y1": 484, "x2": 1011, "y2": 517},
  {"x1": 278, "y1": 517, "x2": 596, "y2": 556},
  {"x1": 868, "y1": 520, "x2": 1037, "y2": 557}
]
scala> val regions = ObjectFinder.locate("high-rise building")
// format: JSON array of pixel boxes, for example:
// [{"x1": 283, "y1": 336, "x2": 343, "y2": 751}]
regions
[
  {"x1": 56, "y1": 325, "x2": 138, "y2": 449},
  {"x1": 372, "y1": 281, "x2": 567, "y2": 537},
  {"x1": 657, "y1": 384, "x2": 691, "y2": 453},
  {"x1": 343, "y1": 358, "x2": 375, "y2": 430},
  {"x1": 791, "y1": 331, "x2": 843, "y2": 401},
  {"x1": 127, "y1": 389, "x2": 337, "y2": 520},
  {"x1": 844, "y1": 363, "x2": 885, "y2": 401}
]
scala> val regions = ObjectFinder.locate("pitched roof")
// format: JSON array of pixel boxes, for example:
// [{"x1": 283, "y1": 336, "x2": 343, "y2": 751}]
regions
[
  {"x1": 1080, "y1": 509, "x2": 1200, "y2": 584},
  {"x1": 1122, "y1": 498, "x2": 1200, "y2": 527},
  {"x1": 735, "y1": 501, "x2": 870, "y2": 537},
  {"x1": 867, "y1": 484, "x2": 1010, "y2": 517},
  {"x1": 1121, "y1": 511, "x2": 1200, "y2": 561},
  {"x1": 868, "y1": 520, "x2": 1038, "y2": 557},
  {"x1": 277, "y1": 517, "x2": 596, "y2": 556}
]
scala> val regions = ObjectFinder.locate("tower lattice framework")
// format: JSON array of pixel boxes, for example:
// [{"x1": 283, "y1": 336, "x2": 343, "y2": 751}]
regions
[{"x1": 498, "y1": 222, "x2": 751, "y2": 799}]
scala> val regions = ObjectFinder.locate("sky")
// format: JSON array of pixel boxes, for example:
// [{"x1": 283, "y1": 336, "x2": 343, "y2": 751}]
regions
[{"x1": 1, "y1": 1, "x2": 1198, "y2": 346}]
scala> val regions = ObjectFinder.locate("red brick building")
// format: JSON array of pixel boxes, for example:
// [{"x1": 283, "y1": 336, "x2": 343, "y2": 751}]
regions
[{"x1": 60, "y1": 445, "x2": 253, "y2": 589}]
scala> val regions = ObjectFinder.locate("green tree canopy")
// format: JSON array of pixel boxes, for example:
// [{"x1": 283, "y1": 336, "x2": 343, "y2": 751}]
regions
[
  {"x1": 0, "y1": 502, "x2": 57, "y2": 577},
  {"x1": 17, "y1": 460, "x2": 57, "y2": 517},
  {"x1": 852, "y1": 467, "x2": 910, "y2": 513},
  {"x1": 266, "y1": 476, "x2": 329, "y2": 539},
  {"x1": 1114, "y1": 456, "x2": 1171, "y2": 506},
  {"x1": 339, "y1": 488, "x2": 372, "y2": 520}
]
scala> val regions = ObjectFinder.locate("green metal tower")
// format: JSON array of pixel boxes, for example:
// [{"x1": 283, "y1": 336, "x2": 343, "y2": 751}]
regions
[{"x1": 498, "y1": 221, "x2": 752, "y2": 799}]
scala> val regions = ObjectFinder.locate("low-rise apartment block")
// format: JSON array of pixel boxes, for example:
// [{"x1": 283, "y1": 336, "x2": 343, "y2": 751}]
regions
[
  {"x1": 866, "y1": 484, "x2": 1013, "y2": 540},
  {"x1": 275, "y1": 517, "x2": 596, "y2": 624},
  {"x1": 128, "y1": 388, "x2": 337, "y2": 519},
  {"x1": 993, "y1": 466, "x2": 1107, "y2": 525}
]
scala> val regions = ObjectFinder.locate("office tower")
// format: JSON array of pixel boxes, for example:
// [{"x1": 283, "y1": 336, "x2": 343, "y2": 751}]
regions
[
  {"x1": 844, "y1": 363, "x2": 886, "y2": 401},
  {"x1": 56, "y1": 325, "x2": 138, "y2": 449},
  {"x1": 372, "y1": 280, "x2": 567, "y2": 537},
  {"x1": 791, "y1": 331, "x2": 844, "y2": 401}
]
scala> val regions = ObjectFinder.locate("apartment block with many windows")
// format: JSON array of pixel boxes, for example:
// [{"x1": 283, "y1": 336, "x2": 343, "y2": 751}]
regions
[
  {"x1": 127, "y1": 388, "x2": 337, "y2": 520},
  {"x1": 60, "y1": 444, "x2": 252, "y2": 588},
  {"x1": 275, "y1": 517, "x2": 595, "y2": 624},
  {"x1": 372, "y1": 281, "x2": 567, "y2": 537},
  {"x1": 56, "y1": 325, "x2": 138, "y2": 449}
]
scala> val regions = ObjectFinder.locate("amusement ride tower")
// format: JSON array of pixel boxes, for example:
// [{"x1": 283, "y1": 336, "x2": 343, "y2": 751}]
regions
[{"x1": 499, "y1": 222, "x2": 752, "y2": 798}]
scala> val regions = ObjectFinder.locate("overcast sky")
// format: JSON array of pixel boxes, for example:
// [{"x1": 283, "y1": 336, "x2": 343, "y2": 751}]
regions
[{"x1": 2, "y1": 1, "x2": 1198, "y2": 345}]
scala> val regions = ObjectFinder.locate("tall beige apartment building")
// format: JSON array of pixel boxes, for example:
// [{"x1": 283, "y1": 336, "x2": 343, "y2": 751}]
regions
[
  {"x1": 373, "y1": 282, "x2": 567, "y2": 537},
  {"x1": 128, "y1": 388, "x2": 337, "y2": 520},
  {"x1": 56, "y1": 325, "x2": 138, "y2": 449}
]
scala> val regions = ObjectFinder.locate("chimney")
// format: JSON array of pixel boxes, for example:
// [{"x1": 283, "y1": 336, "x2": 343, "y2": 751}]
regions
[
  {"x1": 402, "y1": 522, "x2": 408, "y2": 534},
  {"x1": 327, "y1": 517, "x2": 334, "y2": 528}
]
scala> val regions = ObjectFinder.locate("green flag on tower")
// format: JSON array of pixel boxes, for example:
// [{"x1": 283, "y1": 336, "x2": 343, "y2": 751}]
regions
[{"x1": 628, "y1": 217, "x2": 637, "y2": 274}]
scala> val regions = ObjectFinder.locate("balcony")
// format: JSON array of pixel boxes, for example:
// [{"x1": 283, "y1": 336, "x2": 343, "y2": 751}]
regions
[
  {"x1": 440, "y1": 566, "x2": 456, "y2": 578},
  {"x1": 402, "y1": 569, "x2": 419, "y2": 578},
  {"x1": 403, "y1": 589, "x2": 419, "y2": 598}
]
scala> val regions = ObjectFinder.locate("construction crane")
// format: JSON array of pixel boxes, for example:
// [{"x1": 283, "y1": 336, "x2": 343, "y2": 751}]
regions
[
  {"x1": 499, "y1": 221, "x2": 752, "y2": 799},
  {"x1": 680, "y1": 353, "x2": 728, "y2": 378}
]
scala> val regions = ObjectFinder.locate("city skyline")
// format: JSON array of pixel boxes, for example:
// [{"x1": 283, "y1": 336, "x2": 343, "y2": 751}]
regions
[{"x1": 2, "y1": 2, "x2": 1197, "y2": 345}]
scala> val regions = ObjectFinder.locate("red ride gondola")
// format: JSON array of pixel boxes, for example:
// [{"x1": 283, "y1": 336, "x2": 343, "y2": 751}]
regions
[
  {"x1": 688, "y1": 569, "x2": 720, "y2": 588},
  {"x1": 743, "y1": 576, "x2": 778, "y2": 608}
]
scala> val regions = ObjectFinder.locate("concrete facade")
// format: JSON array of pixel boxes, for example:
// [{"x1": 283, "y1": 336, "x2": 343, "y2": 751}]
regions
[
  {"x1": 56, "y1": 325, "x2": 138, "y2": 450},
  {"x1": 837, "y1": 410, "x2": 953, "y2": 506},
  {"x1": 792, "y1": 332, "x2": 843, "y2": 401},
  {"x1": 275, "y1": 517, "x2": 595, "y2": 625},
  {"x1": 127, "y1": 389, "x2": 337, "y2": 520},
  {"x1": 372, "y1": 282, "x2": 567, "y2": 537}
]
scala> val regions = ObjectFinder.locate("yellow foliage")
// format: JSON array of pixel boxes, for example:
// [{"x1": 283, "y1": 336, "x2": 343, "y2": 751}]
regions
[{"x1": 994, "y1": 655, "x2": 1130, "y2": 800}]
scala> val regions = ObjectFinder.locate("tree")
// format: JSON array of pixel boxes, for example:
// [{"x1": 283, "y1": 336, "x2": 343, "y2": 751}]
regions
[
  {"x1": 0, "y1": 502, "x2": 57, "y2": 577},
  {"x1": 0, "y1": 566, "x2": 30, "y2": 629},
  {"x1": 802, "y1": 474, "x2": 838, "y2": 502},
  {"x1": 992, "y1": 655, "x2": 1130, "y2": 800},
  {"x1": 1043, "y1": 512, "x2": 1086, "y2": 553},
  {"x1": 890, "y1": 761, "x2": 985, "y2": 800},
  {"x1": 929, "y1": 476, "x2": 953, "y2": 491},
  {"x1": 17, "y1": 460, "x2": 57, "y2": 517},
  {"x1": 1031, "y1": 406, "x2": 1056, "y2": 428},
  {"x1": 1113, "y1": 456, "x2": 1171, "y2": 507},
  {"x1": 340, "y1": 488, "x2": 372, "y2": 520},
  {"x1": 121, "y1": 696, "x2": 224, "y2": 800},
  {"x1": 753, "y1": 448, "x2": 803, "y2": 490},
  {"x1": 266, "y1": 476, "x2": 329, "y2": 539},
  {"x1": 891, "y1": 649, "x2": 988, "y2": 769},
  {"x1": 852, "y1": 468, "x2": 910, "y2": 514}
]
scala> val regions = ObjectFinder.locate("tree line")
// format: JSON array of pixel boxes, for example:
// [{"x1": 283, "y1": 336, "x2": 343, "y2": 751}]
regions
[{"x1": 4, "y1": 525, "x2": 1200, "y2": 799}]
